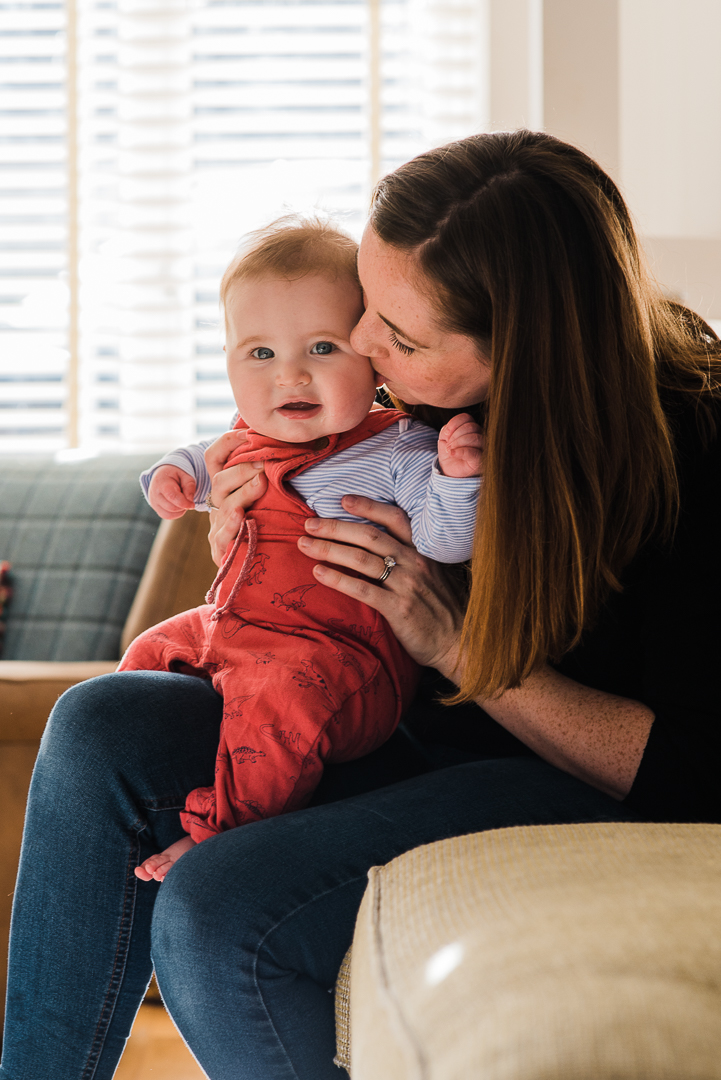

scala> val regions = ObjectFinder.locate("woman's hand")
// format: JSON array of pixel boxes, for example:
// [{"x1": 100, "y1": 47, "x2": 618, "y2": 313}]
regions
[
  {"x1": 297, "y1": 494, "x2": 465, "y2": 673},
  {"x1": 204, "y1": 430, "x2": 267, "y2": 566}
]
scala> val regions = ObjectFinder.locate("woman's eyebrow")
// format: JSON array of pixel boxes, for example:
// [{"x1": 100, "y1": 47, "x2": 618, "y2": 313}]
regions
[{"x1": 378, "y1": 313, "x2": 428, "y2": 349}]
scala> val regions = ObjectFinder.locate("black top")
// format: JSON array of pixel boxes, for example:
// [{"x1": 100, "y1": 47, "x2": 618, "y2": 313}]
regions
[
  {"x1": 556, "y1": 390, "x2": 721, "y2": 823},
  {"x1": 408, "y1": 390, "x2": 721, "y2": 823}
]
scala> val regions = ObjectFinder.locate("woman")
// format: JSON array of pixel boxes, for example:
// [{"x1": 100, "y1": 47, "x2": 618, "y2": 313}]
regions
[{"x1": 2, "y1": 131, "x2": 720, "y2": 1080}]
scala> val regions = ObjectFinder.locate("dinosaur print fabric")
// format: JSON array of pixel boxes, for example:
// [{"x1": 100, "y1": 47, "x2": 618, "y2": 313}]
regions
[{"x1": 118, "y1": 407, "x2": 420, "y2": 841}]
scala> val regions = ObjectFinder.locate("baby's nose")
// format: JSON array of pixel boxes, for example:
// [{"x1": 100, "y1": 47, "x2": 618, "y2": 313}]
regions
[{"x1": 276, "y1": 361, "x2": 311, "y2": 386}]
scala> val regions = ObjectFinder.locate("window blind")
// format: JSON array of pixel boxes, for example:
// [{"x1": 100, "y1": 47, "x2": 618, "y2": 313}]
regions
[
  {"x1": 0, "y1": 0, "x2": 488, "y2": 454},
  {"x1": 0, "y1": 0, "x2": 68, "y2": 452}
]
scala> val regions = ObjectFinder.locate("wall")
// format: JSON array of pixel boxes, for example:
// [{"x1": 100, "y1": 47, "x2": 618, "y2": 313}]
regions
[{"x1": 486, "y1": 0, "x2": 721, "y2": 321}]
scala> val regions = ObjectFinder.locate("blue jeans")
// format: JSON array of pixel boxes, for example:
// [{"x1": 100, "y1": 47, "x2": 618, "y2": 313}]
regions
[{"x1": 0, "y1": 671, "x2": 637, "y2": 1080}]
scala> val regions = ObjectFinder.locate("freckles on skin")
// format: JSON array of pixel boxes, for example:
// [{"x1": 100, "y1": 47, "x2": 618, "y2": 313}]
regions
[{"x1": 354, "y1": 226, "x2": 491, "y2": 409}]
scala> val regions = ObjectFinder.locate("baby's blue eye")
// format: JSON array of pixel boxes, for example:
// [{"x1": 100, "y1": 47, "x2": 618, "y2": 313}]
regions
[
  {"x1": 252, "y1": 347, "x2": 274, "y2": 360},
  {"x1": 311, "y1": 341, "x2": 335, "y2": 355}
]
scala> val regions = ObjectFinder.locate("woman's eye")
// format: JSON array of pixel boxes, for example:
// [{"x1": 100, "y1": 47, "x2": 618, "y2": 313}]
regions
[
  {"x1": 251, "y1": 347, "x2": 274, "y2": 360},
  {"x1": 389, "y1": 330, "x2": 415, "y2": 356},
  {"x1": 311, "y1": 341, "x2": 335, "y2": 355}
]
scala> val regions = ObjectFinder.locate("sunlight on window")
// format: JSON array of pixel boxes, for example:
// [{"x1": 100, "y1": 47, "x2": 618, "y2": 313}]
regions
[{"x1": 0, "y1": 0, "x2": 488, "y2": 454}]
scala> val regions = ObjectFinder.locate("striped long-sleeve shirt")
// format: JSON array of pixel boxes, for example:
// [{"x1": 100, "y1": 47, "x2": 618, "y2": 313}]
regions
[{"x1": 140, "y1": 413, "x2": 481, "y2": 564}]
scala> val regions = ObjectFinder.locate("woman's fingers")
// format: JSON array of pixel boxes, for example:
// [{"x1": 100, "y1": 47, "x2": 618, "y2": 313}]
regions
[
  {"x1": 298, "y1": 529, "x2": 399, "y2": 583},
  {"x1": 339, "y1": 494, "x2": 414, "y2": 544},
  {"x1": 204, "y1": 428, "x2": 249, "y2": 480},
  {"x1": 203, "y1": 434, "x2": 265, "y2": 566},
  {"x1": 208, "y1": 471, "x2": 268, "y2": 566},
  {"x1": 304, "y1": 540, "x2": 464, "y2": 675},
  {"x1": 212, "y1": 460, "x2": 265, "y2": 504},
  {"x1": 301, "y1": 501, "x2": 410, "y2": 580},
  {"x1": 297, "y1": 503, "x2": 465, "y2": 674}
]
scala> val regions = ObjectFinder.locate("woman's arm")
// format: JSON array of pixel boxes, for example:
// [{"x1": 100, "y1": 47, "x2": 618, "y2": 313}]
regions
[
  {"x1": 471, "y1": 666, "x2": 653, "y2": 800},
  {"x1": 298, "y1": 495, "x2": 653, "y2": 800}
]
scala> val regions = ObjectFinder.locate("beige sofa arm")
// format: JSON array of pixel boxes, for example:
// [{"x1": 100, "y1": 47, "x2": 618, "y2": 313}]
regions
[
  {"x1": 0, "y1": 661, "x2": 118, "y2": 742},
  {"x1": 346, "y1": 822, "x2": 721, "y2": 1079}
]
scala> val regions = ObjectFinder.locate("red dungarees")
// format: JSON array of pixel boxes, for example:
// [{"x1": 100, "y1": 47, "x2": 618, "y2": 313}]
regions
[{"x1": 119, "y1": 409, "x2": 420, "y2": 842}]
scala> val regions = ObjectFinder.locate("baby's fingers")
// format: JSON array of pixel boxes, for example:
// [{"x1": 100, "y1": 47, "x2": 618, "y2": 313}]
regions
[
  {"x1": 452, "y1": 446, "x2": 483, "y2": 463},
  {"x1": 447, "y1": 427, "x2": 483, "y2": 446},
  {"x1": 153, "y1": 487, "x2": 191, "y2": 519},
  {"x1": 439, "y1": 412, "x2": 475, "y2": 440},
  {"x1": 177, "y1": 471, "x2": 197, "y2": 504},
  {"x1": 160, "y1": 481, "x2": 195, "y2": 511}
]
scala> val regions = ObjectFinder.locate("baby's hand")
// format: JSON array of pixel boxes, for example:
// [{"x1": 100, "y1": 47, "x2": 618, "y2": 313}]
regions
[
  {"x1": 437, "y1": 413, "x2": 484, "y2": 478},
  {"x1": 147, "y1": 465, "x2": 196, "y2": 519},
  {"x1": 135, "y1": 835, "x2": 197, "y2": 883}
]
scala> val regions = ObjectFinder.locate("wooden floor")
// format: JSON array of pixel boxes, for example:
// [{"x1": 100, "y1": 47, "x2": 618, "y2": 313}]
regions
[{"x1": 115, "y1": 1003, "x2": 206, "y2": 1080}]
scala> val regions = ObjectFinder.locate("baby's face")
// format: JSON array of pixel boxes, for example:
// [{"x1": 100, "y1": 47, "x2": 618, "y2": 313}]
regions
[{"x1": 224, "y1": 273, "x2": 379, "y2": 442}]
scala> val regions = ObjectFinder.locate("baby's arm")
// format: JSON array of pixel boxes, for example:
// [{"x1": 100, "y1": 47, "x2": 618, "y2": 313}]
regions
[
  {"x1": 391, "y1": 418, "x2": 481, "y2": 563},
  {"x1": 140, "y1": 441, "x2": 215, "y2": 517},
  {"x1": 141, "y1": 411, "x2": 245, "y2": 518}
]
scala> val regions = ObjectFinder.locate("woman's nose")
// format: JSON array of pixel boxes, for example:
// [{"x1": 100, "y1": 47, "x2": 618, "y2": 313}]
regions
[{"x1": 350, "y1": 310, "x2": 385, "y2": 358}]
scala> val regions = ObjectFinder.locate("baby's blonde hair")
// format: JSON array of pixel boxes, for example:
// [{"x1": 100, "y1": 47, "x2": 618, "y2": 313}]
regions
[{"x1": 220, "y1": 214, "x2": 360, "y2": 314}]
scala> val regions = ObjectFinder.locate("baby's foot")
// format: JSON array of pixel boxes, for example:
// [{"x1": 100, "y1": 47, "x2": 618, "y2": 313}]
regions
[{"x1": 135, "y1": 835, "x2": 197, "y2": 883}]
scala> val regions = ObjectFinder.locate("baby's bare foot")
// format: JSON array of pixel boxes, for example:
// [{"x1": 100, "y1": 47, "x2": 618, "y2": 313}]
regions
[{"x1": 135, "y1": 835, "x2": 197, "y2": 883}]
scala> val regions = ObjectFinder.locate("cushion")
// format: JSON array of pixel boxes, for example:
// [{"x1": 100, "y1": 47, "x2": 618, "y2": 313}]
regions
[
  {"x1": 0, "y1": 455, "x2": 159, "y2": 661},
  {"x1": 334, "y1": 946, "x2": 353, "y2": 1073},
  {"x1": 348, "y1": 822, "x2": 721, "y2": 1080},
  {"x1": 0, "y1": 561, "x2": 10, "y2": 657}
]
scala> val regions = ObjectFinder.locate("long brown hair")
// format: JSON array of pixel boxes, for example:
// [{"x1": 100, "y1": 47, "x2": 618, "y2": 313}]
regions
[{"x1": 370, "y1": 130, "x2": 721, "y2": 699}]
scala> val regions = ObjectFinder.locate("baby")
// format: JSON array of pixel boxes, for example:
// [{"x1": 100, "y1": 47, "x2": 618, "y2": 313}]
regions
[{"x1": 123, "y1": 216, "x2": 482, "y2": 882}]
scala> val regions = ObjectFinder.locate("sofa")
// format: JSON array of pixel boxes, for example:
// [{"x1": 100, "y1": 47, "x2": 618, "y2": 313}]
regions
[{"x1": 0, "y1": 454, "x2": 217, "y2": 1020}]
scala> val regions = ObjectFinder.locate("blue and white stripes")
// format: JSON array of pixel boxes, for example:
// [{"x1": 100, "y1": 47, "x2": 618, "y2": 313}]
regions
[{"x1": 140, "y1": 414, "x2": 480, "y2": 564}]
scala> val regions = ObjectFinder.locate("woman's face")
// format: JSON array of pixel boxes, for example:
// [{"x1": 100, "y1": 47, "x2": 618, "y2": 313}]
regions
[{"x1": 351, "y1": 225, "x2": 490, "y2": 407}]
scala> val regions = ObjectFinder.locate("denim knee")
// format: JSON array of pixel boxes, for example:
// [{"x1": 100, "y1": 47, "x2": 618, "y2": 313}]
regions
[
  {"x1": 150, "y1": 836, "x2": 243, "y2": 998},
  {"x1": 41, "y1": 670, "x2": 218, "y2": 778},
  {"x1": 152, "y1": 834, "x2": 234, "y2": 937},
  {"x1": 43, "y1": 673, "x2": 127, "y2": 751}
]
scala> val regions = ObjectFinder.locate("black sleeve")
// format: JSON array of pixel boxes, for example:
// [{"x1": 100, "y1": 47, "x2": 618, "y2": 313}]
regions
[
  {"x1": 623, "y1": 405, "x2": 721, "y2": 822},
  {"x1": 625, "y1": 707, "x2": 721, "y2": 821},
  {"x1": 554, "y1": 398, "x2": 721, "y2": 822}
]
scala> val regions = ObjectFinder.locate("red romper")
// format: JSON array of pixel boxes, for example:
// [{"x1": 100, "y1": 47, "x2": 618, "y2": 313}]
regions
[{"x1": 119, "y1": 408, "x2": 420, "y2": 842}]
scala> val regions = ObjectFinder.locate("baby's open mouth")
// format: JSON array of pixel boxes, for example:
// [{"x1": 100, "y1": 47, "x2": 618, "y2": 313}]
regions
[{"x1": 277, "y1": 400, "x2": 322, "y2": 417}]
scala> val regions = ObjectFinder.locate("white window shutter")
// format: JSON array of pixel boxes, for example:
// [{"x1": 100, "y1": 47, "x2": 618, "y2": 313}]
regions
[
  {"x1": 0, "y1": 0, "x2": 68, "y2": 452},
  {"x1": 1, "y1": 0, "x2": 489, "y2": 454}
]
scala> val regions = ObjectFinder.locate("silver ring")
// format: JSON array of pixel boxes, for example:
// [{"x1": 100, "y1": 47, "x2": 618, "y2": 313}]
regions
[
  {"x1": 205, "y1": 493, "x2": 218, "y2": 511},
  {"x1": 377, "y1": 555, "x2": 397, "y2": 583}
]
